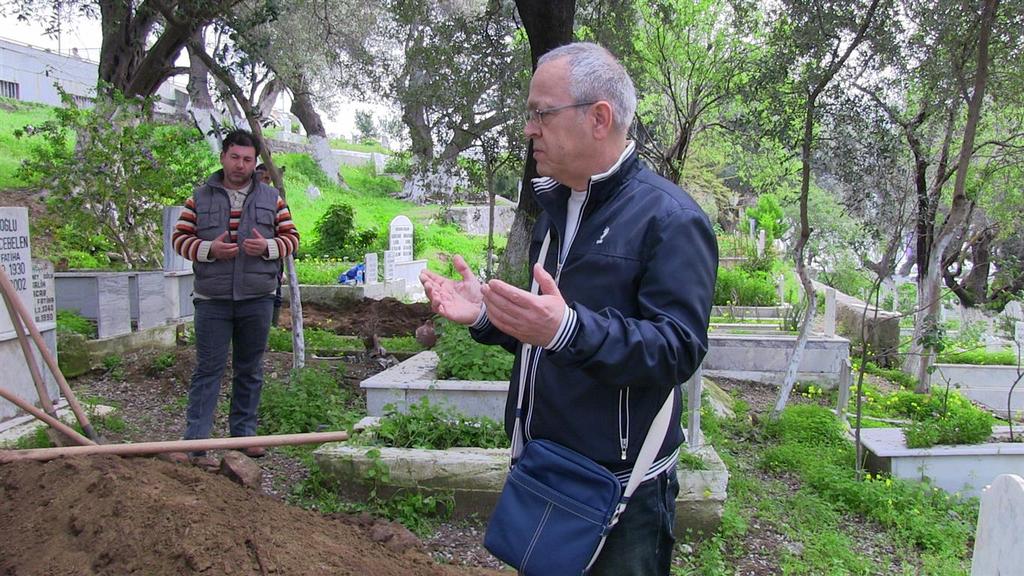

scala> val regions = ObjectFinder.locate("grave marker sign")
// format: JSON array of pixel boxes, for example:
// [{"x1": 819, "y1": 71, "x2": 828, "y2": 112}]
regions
[
  {"x1": 365, "y1": 253, "x2": 379, "y2": 284},
  {"x1": 0, "y1": 207, "x2": 32, "y2": 336},
  {"x1": 389, "y1": 215, "x2": 414, "y2": 263},
  {"x1": 32, "y1": 259, "x2": 55, "y2": 326},
  {"x1": 384, "y1": 250, "x2": 396, "y2": 281}
]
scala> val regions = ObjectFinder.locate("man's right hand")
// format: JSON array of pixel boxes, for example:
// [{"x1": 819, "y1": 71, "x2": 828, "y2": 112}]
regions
[
  {"x1": 209, "y1": 231, "x2": 239, "y2": 260},
  {"x1": 419, "y1": 255, "x2": 483, "y2": 325}
]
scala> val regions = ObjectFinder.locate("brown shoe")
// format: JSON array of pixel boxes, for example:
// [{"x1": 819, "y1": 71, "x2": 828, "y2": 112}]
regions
[{"x1": 242, "y1": 446, "x2": 266, "y2": 458}]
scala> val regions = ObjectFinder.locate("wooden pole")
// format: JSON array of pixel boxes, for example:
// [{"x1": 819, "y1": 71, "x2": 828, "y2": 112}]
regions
[
  {"x1": 0, "y1": 431, "x2": 349, "y2": 463},
  {"x1": 0, "y1": 385, "x2": 94, "y2": 446},
  {"x1": 0, "y1": 268, "x2": 99, "y2": 441}
]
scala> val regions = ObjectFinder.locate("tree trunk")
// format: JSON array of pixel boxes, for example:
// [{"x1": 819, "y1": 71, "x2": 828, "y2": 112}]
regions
[
  {"x1": 256, "y1": 77, "x2": 286, "y2": 121},
  {"x1": 186, "y1": 30, "x2": 221, "y2": 155},
  {"x1": 500, "y1": 0, "x2": 576, "y2": 286},
  {"x1": 774, "y1": 99, "x2": 819, "y2": 416},
  {"x1": 486, "y1": 166, "x2": 496, "y2": 278},
  {"x1": 774, "y1": 0, "x2": 881, "y2": 414},
  {"x1": 911, "y1": 0, "x2": 998, "y2": 392},
  {"x1": 290, "y1": 87, "x2": 341, "y2": 184}
]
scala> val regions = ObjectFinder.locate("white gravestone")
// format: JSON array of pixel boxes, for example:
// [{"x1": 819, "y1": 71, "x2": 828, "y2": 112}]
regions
[
  {"x1": 162, "y1": 206, "x2": 191, "y2": 273},
  {"x1": 971, "y1": 474, "x2": 1024, "y2": 575},
  {"x1": 0, "y1": 208, "x2": 59, "y2": 422},
  {"x1": 364, "y1": 253, "x2": 379, "y2": 285},
  {"x1": 824, "y1": 287, "x2": 837, "y2": 337},
  {"x1": 0, "y1": 207, "x2": 32, "y2": 337},
  {"x1": 31, "y1": 260, "x2": 55, "y2": 326},
  {"x1": 389, "y1": 215, "x2": 414, "y2": 263},
  {"x1": 384, "y1": 250, "x2": 396, "y2": 282}
]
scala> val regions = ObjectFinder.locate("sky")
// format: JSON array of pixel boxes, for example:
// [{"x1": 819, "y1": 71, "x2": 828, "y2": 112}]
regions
[{"x1": 0, "y1": 12, "x2": 377, "y2": 139}]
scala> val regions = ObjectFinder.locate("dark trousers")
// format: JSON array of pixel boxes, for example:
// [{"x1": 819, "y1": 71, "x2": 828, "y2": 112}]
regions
[
  {"x1": 589, "y1": 467, "x2": 679, "y2": 576},
  {"x1": 184, "y1": 296, "x2": 274, "y2": 452}
]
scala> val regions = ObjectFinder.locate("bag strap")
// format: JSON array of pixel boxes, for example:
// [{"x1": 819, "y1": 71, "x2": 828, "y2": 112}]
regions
[
  {"x1": 509, "y1": 229, "x2": 676, "y2": 503},
  {"x1": 509, "y1": 230, "x2": 552, "y2": 465}
]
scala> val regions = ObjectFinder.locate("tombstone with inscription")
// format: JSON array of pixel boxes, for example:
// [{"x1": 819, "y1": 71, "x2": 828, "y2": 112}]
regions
[
  {"x1": 389, "y1": 215, "x2": 415, "y2": 263},
  {"x1": 0, "y1": 207, "x2": 60, "y2": 422},
  {"x1": 383, "y1": 250, "x2": 396, "y2": 282},
  {"x1": 364, "y1": 253, "x2": 379, "y2": 285}
]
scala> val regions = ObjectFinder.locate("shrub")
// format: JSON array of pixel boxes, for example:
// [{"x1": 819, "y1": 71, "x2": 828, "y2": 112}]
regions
[
  {"x1": 361, "y1": 397, "x2": 508, "y2": 450},
  {"x1": 763, "y1": 404, "x2": 847, "y2": 448},
  {"x1": 433, "y1": 319, "x2": 513, "y2": 380},
  {"x1": 259, "y1": 365, "x2": 357, "y2": 435},
  {"x1": 746, "y1": 193, "x2": 788, "y2": 243},
  {"x1": 17, "y1": 87, "x2": 214, "y2": 268},
  {"x1": 937, "y1": 348, "x2": 1017, "y2": 366},
  {"x1": 714, "y1": 267, "x2": 777, "y2": 306},
  {"x1": 312, "y1": 202, "x2": 378, "y2": 260},
  {"x1": 56, "y1": 309, "x2": 96, "y2": 339}
]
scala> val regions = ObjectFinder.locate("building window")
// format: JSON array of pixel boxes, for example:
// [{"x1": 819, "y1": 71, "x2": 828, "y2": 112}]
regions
[{"x1": 0, "y1": 80, "x2": 19, "y2": 100}]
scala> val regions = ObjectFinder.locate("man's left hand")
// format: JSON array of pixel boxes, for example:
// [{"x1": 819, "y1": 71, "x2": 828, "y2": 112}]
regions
[
  {"x1": 243, "y1": 228, "x2": 269, "y2": 256},
  {"x1": 482, "y1": 263, "x2": 565, "y2": 347}
]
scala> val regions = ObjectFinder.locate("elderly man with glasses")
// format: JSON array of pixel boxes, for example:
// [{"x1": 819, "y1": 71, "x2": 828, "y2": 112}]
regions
[{"x1": 421, "y1": 42, "x2": 718, "y2": 575}]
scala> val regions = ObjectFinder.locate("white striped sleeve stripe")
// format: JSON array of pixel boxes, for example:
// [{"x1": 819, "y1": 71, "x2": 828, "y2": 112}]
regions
[
  {"x1": 613, "y1": 447, "x2": 680, "y2": 485},
  {"x1": 470, "y1": 304, "x2": 490, "y2": 330},
  {"x1": 544, "y1": 305, "x2": 577, "y2": 352}
]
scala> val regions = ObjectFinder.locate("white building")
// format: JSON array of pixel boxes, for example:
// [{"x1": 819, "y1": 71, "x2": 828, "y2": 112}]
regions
[{"x1": 0, "y1": 36, "x2": 188, "y2": 115}]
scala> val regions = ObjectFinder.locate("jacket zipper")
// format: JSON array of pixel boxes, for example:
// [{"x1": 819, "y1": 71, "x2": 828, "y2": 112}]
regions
[
  {"x1": 619, "y1": 388, "x2": 630, "y2": 460},
  {"x1": 524, "y1": 185, "x2": 591, "y2": 443}
]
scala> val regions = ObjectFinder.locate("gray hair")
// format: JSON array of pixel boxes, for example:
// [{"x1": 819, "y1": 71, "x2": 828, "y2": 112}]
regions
[{"x1": 538, "y1": 42, "x2": 636, "y2": 133}]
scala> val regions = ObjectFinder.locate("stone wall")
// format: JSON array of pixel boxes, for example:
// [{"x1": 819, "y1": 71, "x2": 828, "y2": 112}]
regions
[{"x1": 813, "y1": 280, "x2": 900, "y2": 367}]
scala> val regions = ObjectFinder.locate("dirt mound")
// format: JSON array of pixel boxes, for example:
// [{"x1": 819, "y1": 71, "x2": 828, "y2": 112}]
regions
[
  {"x1": 0, "y1": 456, "x2": 496, "y2": 576},
  {"x1": 282, "y1": 298, "x2": 434, "y2": 338}
]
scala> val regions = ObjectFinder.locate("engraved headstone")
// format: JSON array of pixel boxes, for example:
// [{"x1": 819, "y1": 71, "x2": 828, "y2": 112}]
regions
[
  {"x1": 389, "y1": 215, "x2": 414, "y2": 263},
  {"x1": 31, "y1": 259, "x2": 55, "y2": 326},
  {"x1": 0, "y1": 207, "x2": 32, "y2": 336},
  {"x1": 384, "y1": 250, "x2": 396, "y2": 281},
  {"x1": 306, "y1": 185, "x2": 321, "y2": 201},
  {"x1": 971, "y1": 474, "x2": 1024, "y2": 575},
  {"x1": 364, "y1": 253, "x2": 379, "y2": 285}
]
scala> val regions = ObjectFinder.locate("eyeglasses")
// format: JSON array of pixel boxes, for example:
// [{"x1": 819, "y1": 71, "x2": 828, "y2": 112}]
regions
[{"x1": 524, "y1": 101, "x2": 598, "y2": 125}]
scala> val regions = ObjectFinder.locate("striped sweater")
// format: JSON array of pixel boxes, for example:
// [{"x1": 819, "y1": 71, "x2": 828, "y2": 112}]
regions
[{"x1": 173, "y1": 188, "x2": 299, "y2": 263}]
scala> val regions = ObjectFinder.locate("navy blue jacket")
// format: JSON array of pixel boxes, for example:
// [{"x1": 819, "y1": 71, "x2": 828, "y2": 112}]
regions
[{"x1": 471, "y1": 148, "x2": 718, "y2": 474}]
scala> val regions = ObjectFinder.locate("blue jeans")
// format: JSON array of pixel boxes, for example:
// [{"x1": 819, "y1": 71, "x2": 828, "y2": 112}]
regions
[
  {"x1": 184, "y1": 296, "x2": 274, "y2": 452},
  {"x1": 589, "y1": 467, "x2": 679, "y2": 576}
]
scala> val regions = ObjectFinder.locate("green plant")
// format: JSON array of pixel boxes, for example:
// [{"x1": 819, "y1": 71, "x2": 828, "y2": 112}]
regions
[
  {"x1": 937, "y1": 348, "x2": 1018, "y2": 366},
  {"x1": 149, "y1": 351, "x2": 176, "y2": 374},
  {"x1": 16, "y1": 87, "x2": 214, "y2": 268},
  {"x1": 258, "y1": 365, "x2": 359, "y2": 435},
  {"x1": 311, "y1": 202, "x2": 379, "y2": 260},
  {"x1": 294, "y1": 256, "x2": 353, "y2": 285},
  {"x1": 382, "y1": 151, "x2": 412, "y2": 176},
  {"x1": 714, "y1": 267, "x2": 777, "y2": 306},
  {"x1": 356, "y1": 397, "x2": 508, "y2": 450},
  {"x1": 102, "y1": 354, "x2": 125, "y2": 380},
  {"x1": 745, "y1": 193, "x2": 788, "y2": 243},
  {"x1": 678, "y1": 450, "x2": 708, "y2": 470},
  {"x1": 433, "y1": 319, "x2": 514, "y2": 380},
  {"x1": 56, "y1": 309, "x2": 96, "y2": 339}
]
